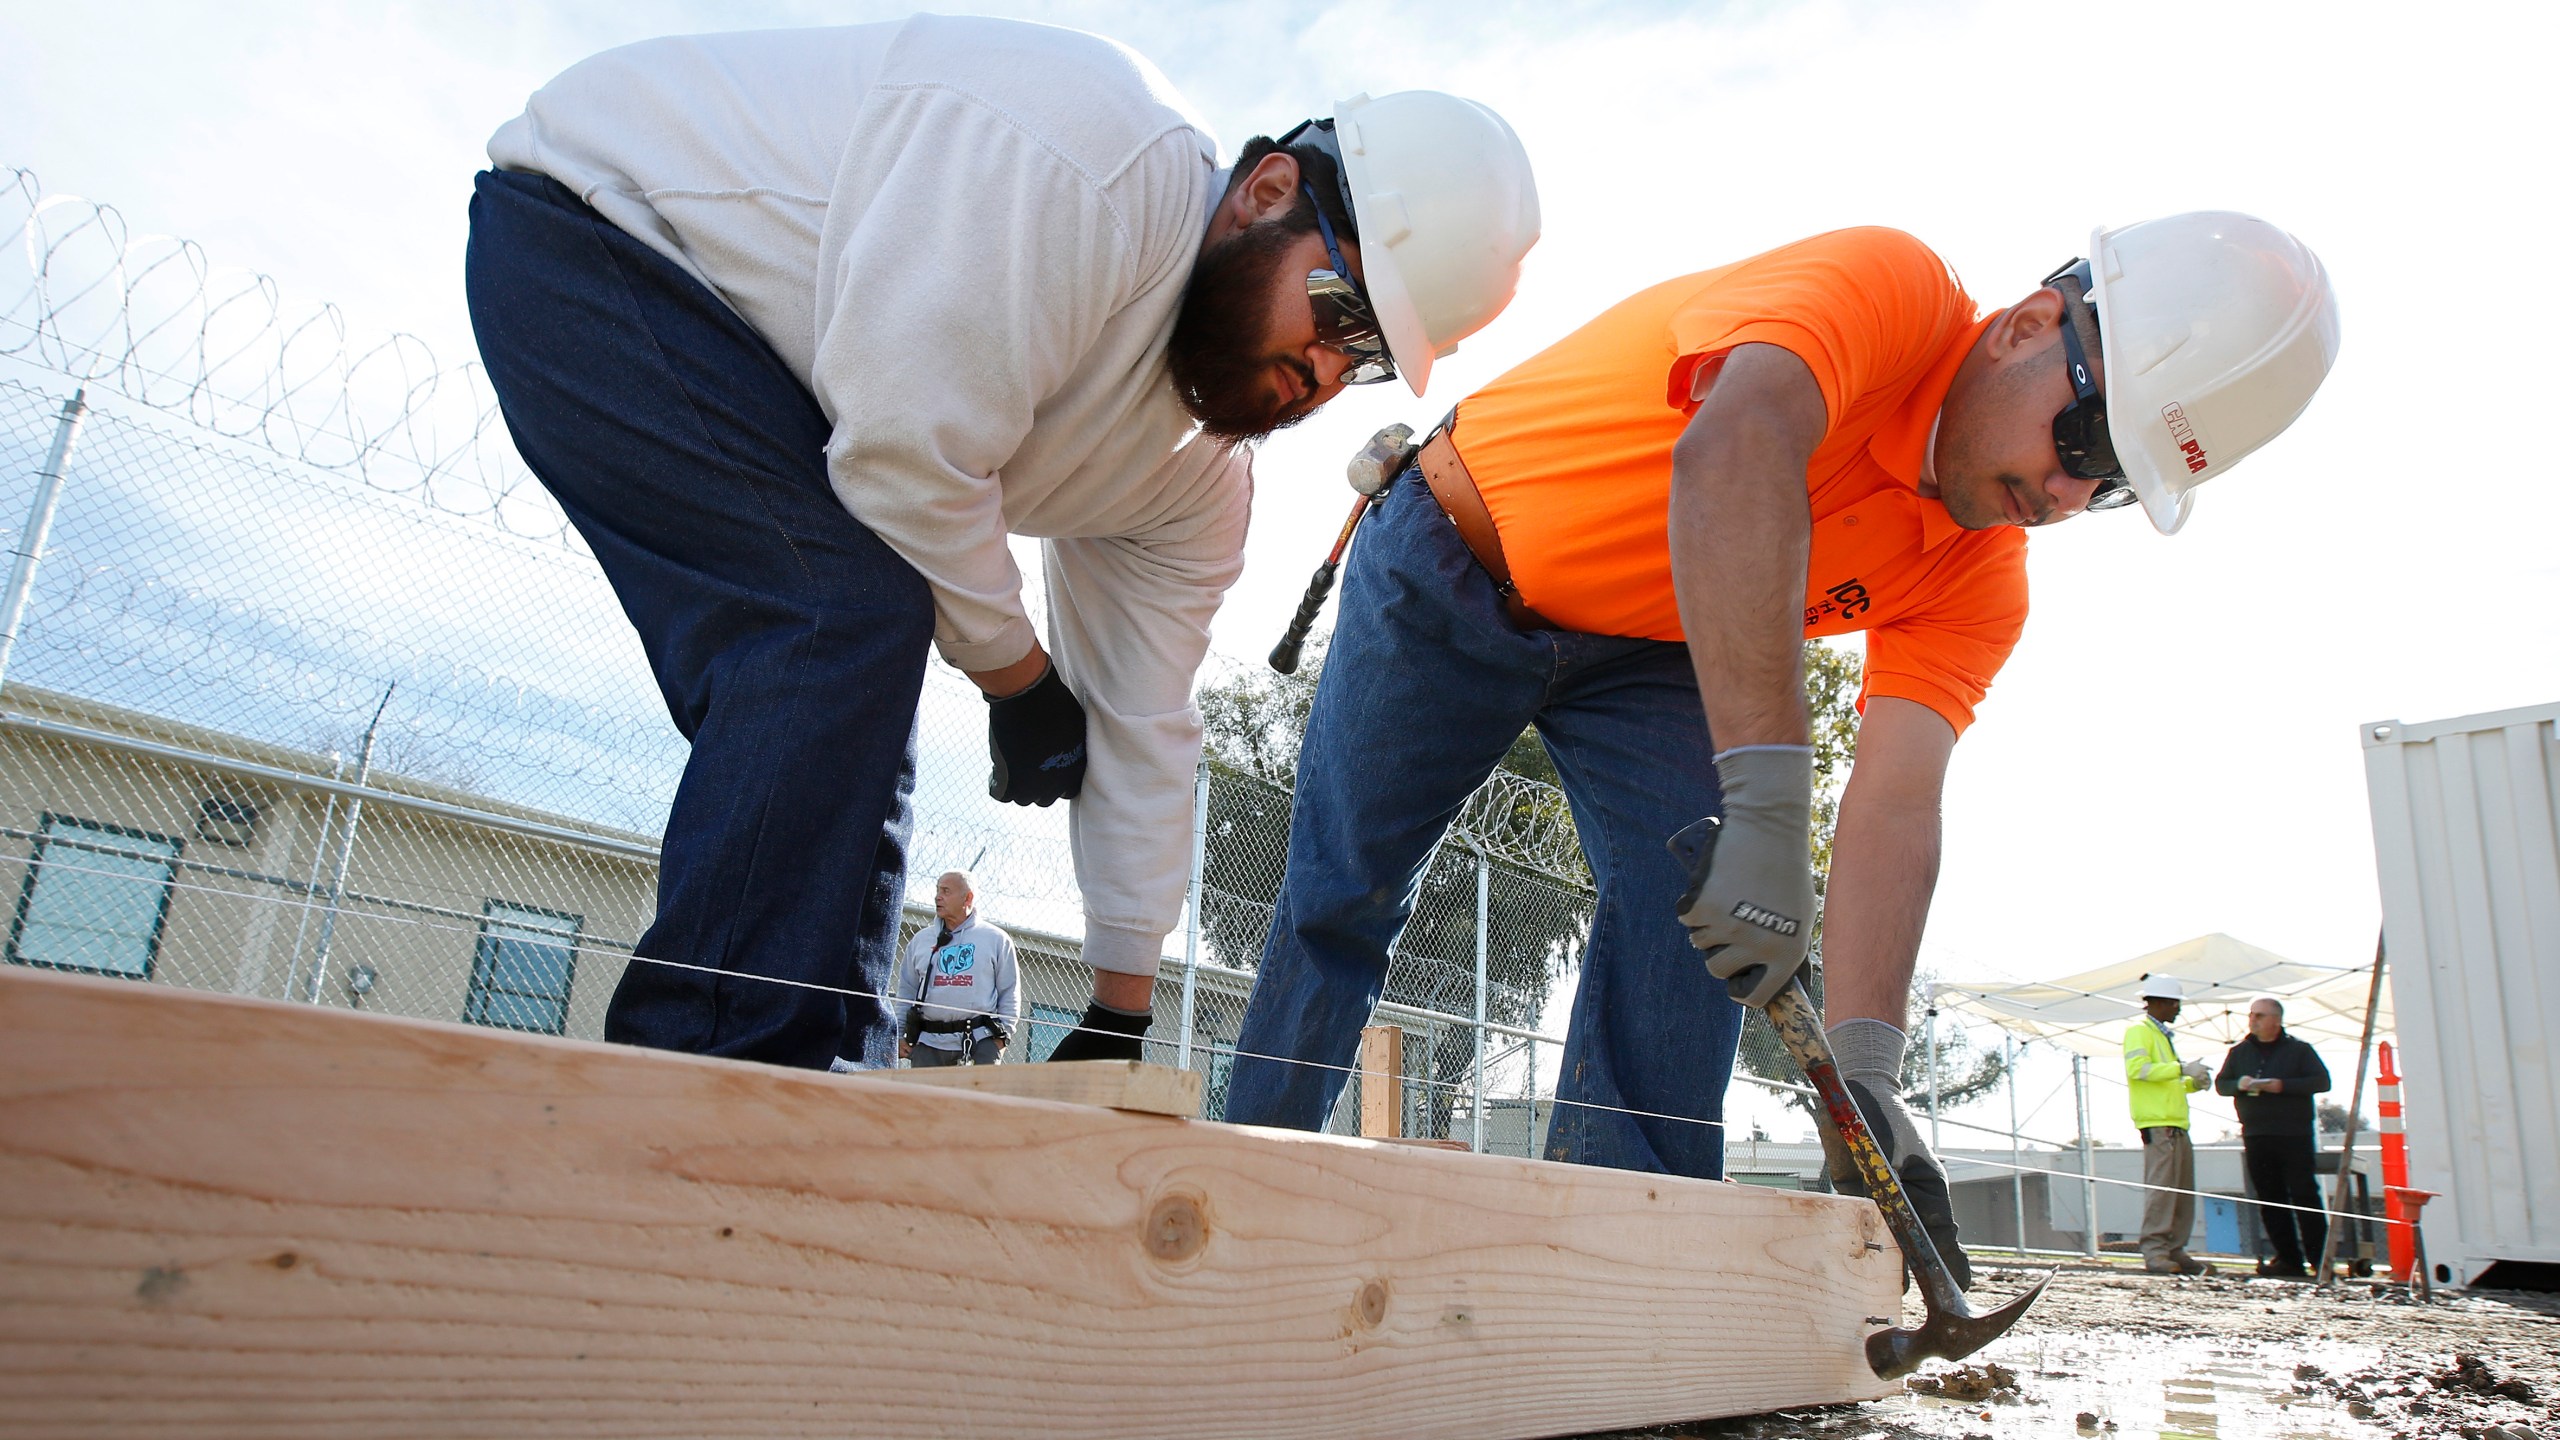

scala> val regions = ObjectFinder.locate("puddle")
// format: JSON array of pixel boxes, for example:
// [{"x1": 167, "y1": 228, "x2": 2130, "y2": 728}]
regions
[
  {"x1": 1877, "y1": 1330, "x2": 2391, "y2": 1438},
  {"x1": 1589, "y1": 1269, "x2": 2560, "y2": 1440}
]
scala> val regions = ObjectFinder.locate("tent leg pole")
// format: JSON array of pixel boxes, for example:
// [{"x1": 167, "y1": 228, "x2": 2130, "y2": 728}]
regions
[
  {"x1": 2075, "y1": 1053, "x2": 2098, "y2": 1259},
  {"x1": 2316, "y1": 930, "x2": 2388, "y2": 1287},
  {"x1": 2007, "y1": 1032, "x2": 2025, "y2": 1256}
]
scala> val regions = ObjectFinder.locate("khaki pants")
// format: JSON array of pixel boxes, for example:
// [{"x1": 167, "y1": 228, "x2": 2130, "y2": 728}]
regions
[{"x1": 2140, "y1": 1125, "x2": 2196, "y2": 1263}]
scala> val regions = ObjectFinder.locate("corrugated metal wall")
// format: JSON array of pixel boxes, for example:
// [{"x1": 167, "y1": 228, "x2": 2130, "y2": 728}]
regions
[{"x1": 2361, "y1": 701, "x2": 2560, "y2": 1285}]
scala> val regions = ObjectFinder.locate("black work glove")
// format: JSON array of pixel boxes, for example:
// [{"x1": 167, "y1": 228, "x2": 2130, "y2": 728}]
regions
[{"x1": 986, "y1": 664, "x2": 1087, "y2": 806}]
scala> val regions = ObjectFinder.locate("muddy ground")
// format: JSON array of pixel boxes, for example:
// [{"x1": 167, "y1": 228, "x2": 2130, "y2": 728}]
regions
[{"x1": 1585, "y1": 1263, "x2": 2560, "y2": 1440}]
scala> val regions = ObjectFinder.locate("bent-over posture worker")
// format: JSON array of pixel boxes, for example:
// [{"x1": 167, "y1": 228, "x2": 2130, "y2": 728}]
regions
[
  {"x1": 2127, "y1": 974, "x2": 2217, "y2": 1274},
  {"x1": 893, "y1": 872, "x2": 1021, "y2": 1067},
  {"x1": 1228, "y1": 217, "x2": 2339, "y2": 1288},
  {"x1": 466, "y1": 15, "x2": 1539, "y2": 1069},
  {"x1": 2216, "y1": 996, "x2": 2332, "y2": 1277}
]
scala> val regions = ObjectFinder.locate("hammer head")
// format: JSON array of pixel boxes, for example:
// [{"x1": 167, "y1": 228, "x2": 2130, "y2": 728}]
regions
[
  {"x1": 1863, "y1": 1268, "x2": 2054, "y2": 1380},
  {"x1": 1345, "y1": 423, "x2": 1418, "y2": 496}
]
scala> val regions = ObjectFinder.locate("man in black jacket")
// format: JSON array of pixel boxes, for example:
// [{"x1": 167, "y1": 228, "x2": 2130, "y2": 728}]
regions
[{"x1": 2216, "y1": 997, "x2": 2334, "y2": 1278}]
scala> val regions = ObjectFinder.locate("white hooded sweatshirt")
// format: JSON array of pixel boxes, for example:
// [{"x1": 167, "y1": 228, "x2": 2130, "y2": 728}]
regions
[{"x1": 487, "y1": 15, "x2": 1251, "y2": 974}]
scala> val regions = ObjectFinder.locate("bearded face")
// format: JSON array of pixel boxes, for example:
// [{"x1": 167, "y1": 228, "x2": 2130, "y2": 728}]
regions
[{"x1": 1164, "y1": 208, "x2": 1329, "y2": 443}]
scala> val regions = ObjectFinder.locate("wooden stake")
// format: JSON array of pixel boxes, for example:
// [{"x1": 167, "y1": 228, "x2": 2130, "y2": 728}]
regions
[
  {"x1": 1359, "y1": 1023, "x2": 1404, "y2": 1139},
  {"x1": 0, "y1": 968, "x2": 1898, "y2": 1439}
]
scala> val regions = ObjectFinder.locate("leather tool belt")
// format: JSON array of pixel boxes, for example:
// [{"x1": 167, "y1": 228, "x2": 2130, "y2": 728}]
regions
[{"x1": 1416, "y1": 428, "x2": 1554, "y2": 630}]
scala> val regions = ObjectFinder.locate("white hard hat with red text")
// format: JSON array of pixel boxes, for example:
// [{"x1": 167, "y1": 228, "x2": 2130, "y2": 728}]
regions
[{"x1": 2084, "y1": 211, "x2": 2341, "y2": 534}]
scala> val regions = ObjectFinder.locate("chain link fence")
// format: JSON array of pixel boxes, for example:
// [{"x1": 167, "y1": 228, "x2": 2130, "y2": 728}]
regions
[
  {"x1": 2, "y1": 167, "x2": 2405, "y2": 1275},
  {"x1": 0, "y1": 165, "x2": 1596, "y2": 1147}
]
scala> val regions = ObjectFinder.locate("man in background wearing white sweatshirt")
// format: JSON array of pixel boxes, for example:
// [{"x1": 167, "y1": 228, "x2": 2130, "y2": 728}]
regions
[
  {"x1": 465, "y1": 15, "x2": 1539, "y2": 1069},
  {"x1": 893, "y1": 872, "x2": 1020, "y2": 1068}
]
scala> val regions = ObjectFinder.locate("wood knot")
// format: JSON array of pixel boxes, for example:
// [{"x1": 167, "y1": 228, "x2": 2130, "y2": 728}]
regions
[
  {"x1": 136, "y1": 1266, "x2": 187, "y2": 1305},
  {"x1": 267, "y1": 1252, "x2": 298, "y2": 1270},
  {"x1": 1354, "y1": 1279, "x2": 1389, "y2": 1330},
  {"x1": 1144, "y1": 1194, "x2": 1206, "y2": 1263}
]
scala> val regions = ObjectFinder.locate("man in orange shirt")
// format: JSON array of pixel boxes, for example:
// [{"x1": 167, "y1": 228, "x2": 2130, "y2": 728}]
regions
[{"x1": 1227, "y1": 215, "x2": 2339, "y2": 1285}]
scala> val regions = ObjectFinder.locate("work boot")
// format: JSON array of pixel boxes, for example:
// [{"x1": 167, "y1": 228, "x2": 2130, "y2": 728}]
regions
[
  {"x1": 2170, "y1": 1250, "x2": 2215, "y2": 1277},
  {"x1": 1821, "y1": 1077, "x2": 1972, "y2": 1291}
]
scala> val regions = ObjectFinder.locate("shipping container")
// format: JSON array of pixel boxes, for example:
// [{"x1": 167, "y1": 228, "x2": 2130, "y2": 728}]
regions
[{"x1": 2360, "y1": 701, "x2": 2560, "y2": 1289}]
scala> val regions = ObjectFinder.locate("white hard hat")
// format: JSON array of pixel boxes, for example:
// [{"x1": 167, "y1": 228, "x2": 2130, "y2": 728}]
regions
[
  {"x1": 2081, "y1": 211, "x2": 2341, "y2": 534},
  {"x1": 2138, "y1": 974, "x2": 2186, "y2": 1001},
  {"x1": 1328, "y1": 91, "x2": 1540, "y2": 397}
]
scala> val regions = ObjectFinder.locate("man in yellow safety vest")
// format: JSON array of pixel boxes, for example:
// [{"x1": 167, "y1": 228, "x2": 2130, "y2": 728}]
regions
[{"x1": 2126, "y1": 974, "x2": 2216, "y2": 1274}]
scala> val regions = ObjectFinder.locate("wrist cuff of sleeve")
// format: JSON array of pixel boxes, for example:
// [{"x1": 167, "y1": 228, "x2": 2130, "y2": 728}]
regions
[
  {"x1": 935, "y1": 617, "x2": 1039, "y2": 676},
  {"x1": 1080, "y1": 920, "x2": 1169, "y2": 977},
  {"x1": 1713, "y1": 743, "x2": 1816, "y2": 761},
  {"x1": 1826, "y1": 1017, "x2": 1908, "y2": 1091}
]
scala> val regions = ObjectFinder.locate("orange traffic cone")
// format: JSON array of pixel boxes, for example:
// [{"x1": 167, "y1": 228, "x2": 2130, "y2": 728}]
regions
[{"x1": 2378, "y1": 1041, "x2": 2414, "y2": 1282}]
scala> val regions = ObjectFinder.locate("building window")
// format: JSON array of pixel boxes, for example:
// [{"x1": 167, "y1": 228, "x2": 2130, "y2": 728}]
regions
[
  {"x1": 8, "y1": 815, "x2": 181, "y2": 979},
  {"x1": 1026, "y1": 1002, "x2": 1079, "y2": 1062},
  {"x1": 465, "y1": 901, "x2": 581, "y2": 1035}
]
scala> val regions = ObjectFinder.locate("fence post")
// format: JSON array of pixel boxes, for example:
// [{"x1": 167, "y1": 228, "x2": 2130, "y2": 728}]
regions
[
  {"x1": 1177, "y1": 759, "x2": 1209, "y2": 1071},
  {"x1": 1472, "y1": 843, "x2": 1489, "y2": 1155},
  {"x1": 307, "y1": 686, "x2": 393, "y2": 1002},
  {"x1": 1924, "y1": 986, "x2": 1941, "y2": 1149},
  {"x1": 2074, "y1": 1052, "x2": 2099, "y2": 1258},
  {"x1": 2006, "y1": 1032, "x2": 2025, "y2": 1255},
  {"x1": 0, "y1": 388, "x2": 90, "y2": 695}
]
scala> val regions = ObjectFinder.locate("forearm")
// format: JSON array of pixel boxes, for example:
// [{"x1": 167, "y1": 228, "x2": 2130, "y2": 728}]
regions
[
  {"x1": 1044, "y1": 519, "x2": 1243, "y2": 979},
  {"x1": 1667, "y1": 345, "x2": 1824, "y2": 750},
  {"x1": 1669, "y1": 442, "x2": 1812, "y2": 749},
  {"x1": 1816, "y1": 785, "x2": 1941, "y2": 1027}
]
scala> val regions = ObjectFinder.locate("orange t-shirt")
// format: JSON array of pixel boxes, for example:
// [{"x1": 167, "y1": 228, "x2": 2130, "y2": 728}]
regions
[{"x1": 1455, "y1": 227, "x2": 2029, "y2": 734}]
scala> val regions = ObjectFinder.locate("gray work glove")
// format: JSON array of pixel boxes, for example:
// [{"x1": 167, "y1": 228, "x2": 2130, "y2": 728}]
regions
[
  {"x1": 1670, "y1": 745, "x2": 1817, "y2": 1008},
  {"x1": 1819, "y1": 1077, "x2": 1971, "y2": 1292}
]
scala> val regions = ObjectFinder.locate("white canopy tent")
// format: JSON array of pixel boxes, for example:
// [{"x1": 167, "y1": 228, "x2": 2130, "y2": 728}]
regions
[{"x1": 1934, "y1": 932, "x2": 2391, "y2": 1064}]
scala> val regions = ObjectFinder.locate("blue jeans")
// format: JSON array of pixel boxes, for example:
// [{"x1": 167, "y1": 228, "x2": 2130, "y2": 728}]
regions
[
  {"x1": 1224, "y1": 470, "x2": 1742, "y2": 1179},
  {"x1": 464, "y1": 171, "x2": 932, "y2": 1069}
]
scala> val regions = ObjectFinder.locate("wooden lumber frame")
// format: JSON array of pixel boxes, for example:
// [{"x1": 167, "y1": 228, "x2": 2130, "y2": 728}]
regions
[
  {"x1": 0, "y1": 969, "x2": 1898, "y2": 1438},
  {"x1": 854, "y1": 1057, "x2": 1203, "y2": 1118}
]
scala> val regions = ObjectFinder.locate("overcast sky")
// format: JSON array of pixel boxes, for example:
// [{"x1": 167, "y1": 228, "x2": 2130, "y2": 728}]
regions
[{"x1": 9, "y1": 0, "x2": 2555, "y2": 1141}]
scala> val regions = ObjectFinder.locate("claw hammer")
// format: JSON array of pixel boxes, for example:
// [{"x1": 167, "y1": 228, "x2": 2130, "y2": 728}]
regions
[{"x1": 1672, "y1": 817, "x2": 2050, "y2": 1378}]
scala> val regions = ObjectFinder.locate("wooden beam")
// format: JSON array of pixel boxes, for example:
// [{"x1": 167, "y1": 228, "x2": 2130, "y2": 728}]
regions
[
  {"x1": 854, "y1": 1058, "x2": 1202, "y2": 1118},
  {"x1": 1358, "y1": 1023, "x2": 1404, "y2": 1138},
  {"x1": 0, "y1": 969, "x2": 1898, "y2": 1439}
]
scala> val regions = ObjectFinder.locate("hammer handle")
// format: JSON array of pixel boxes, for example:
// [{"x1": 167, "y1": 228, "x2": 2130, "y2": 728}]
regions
[
  {"x1": 1765, "y1": 976, "x2": 1968, "y2": 1314},
  {"x1": 1268, "y1": 491, "x2": 1377, "y2": 674},
  {"x1": 1268, "y1": 561, "x2": 1339, "y2": 674}
]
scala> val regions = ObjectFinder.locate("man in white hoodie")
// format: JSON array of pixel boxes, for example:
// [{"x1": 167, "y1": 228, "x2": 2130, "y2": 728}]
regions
[
  {"x1": 466, "y1": 15, "x2": 1538, "y2": 1069},
  {"x1": 893, "y1": 872, "x2": 1020, "y2": 1067}
]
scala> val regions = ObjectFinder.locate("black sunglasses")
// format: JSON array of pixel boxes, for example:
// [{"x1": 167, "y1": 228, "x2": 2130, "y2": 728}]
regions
[
  {"x1": 2042, "y1": 258, "x2": 2137, "y2": 512},
  {"x1": 1304, "y1": 189, "x2": 1396, "y2": 386},
  {"x1": 1275, "y1": 118, "x2": 1397, "y2": 386}
]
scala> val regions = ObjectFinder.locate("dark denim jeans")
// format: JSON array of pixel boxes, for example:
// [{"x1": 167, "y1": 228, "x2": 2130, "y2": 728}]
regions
[
  {"x1": 464, "y1": 170, "x2": 932, "y2": 1070},
  {"x1": 1224, "y1": 470, "x2": 1743, "y2": 1178}
]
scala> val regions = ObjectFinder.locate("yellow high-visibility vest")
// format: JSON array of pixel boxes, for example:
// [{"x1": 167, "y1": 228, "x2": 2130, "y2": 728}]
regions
[{"x1": 2124, "y1": 1016, "x2": 2200, "y2": 1129}]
